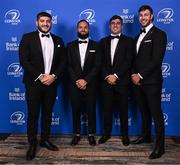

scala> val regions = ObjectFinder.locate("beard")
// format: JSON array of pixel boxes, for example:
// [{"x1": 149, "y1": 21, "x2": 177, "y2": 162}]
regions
[
  {"x1": 77, "y1": 32, "x2": 89, "y2": 39},
  {"x1": 37, "y1": 25, "x2": 51, "y2": 34}
]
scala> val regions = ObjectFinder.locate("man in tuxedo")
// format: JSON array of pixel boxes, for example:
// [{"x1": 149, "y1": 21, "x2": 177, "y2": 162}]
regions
[
  {"x1": 19, "y1": 12, "x2": 65, "y2": 160},
  {"x1": 98, "y1": 15, "x2": 133, "y2": 146},
  {"x1": 131, "y1": 5, "x2": 167, "y2": 159},
  {"x1": 67, "y1": 20, "x2": 100, "y2": 146}
]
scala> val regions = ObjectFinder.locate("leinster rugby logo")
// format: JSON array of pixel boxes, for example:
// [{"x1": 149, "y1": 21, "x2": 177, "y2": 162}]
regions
[
  {"x1": 10, "y1": 111, "x2": 25, "y2": 125},
  {"x1": 4, "y1": 9, "x2": 21, "y2": 25},
  {"x1": 79, "y1": 9, "x2": 95, "y2": 24},
  {"x1": 162, "y1": 63, "x2": 170, "y2": 78},
  {"x1": 163, "y1": 113, "x2": 168, "y2": 125},
  {"x1": 157, "y1": 8, "x2": 174, "y2": 24},
  {"x1": 7, "y1": 62, "x2": 23, "y2": 77}
]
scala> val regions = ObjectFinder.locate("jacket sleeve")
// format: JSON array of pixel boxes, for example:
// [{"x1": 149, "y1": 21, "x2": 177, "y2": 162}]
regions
[
  {"x1": 19, "y1": 34, "x2": 41, "y2": 80},
  {"x1": 138, "y1": 31, "x2": 167, "y2": 79}
]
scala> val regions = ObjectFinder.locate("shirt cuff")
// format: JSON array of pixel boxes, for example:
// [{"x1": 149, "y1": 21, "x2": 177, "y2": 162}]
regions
[
  {"x1": 34, "y1": 74, "x2": 42, "y2": 82},
  {"x1": 113, "y1": 73, "x2": 119, "y2": 79},
  {"x1": 138, "y1": 73, "x2": 143, "y2": 79},
  {"x1": 52, "y1": 74, "x2": 57, "y2": 79}
]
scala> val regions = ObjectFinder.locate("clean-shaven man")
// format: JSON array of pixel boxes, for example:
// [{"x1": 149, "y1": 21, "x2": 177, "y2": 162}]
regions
[{"x1": 98, "y1": 15, "x2": 133, "y2": 146}]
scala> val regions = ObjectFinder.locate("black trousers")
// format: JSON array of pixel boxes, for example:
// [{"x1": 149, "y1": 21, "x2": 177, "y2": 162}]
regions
[
  {"x1": 25, "y1": 83, "x2": 57, "y2": 144},
  {"x1": 101, "y1": 84, "x2": 129, "y2": 136},
  {"x1": 70, "y1": 85, "x2": 96, "y2": 135},
  {"x1": 133, "y1": 84, "x2": 165, "y2": 149}
]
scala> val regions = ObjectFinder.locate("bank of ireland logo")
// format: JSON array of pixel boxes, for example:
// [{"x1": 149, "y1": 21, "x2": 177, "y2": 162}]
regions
[
  {"x1": 51, "y1": 112, "x2": 60, "y2": 125},
  {"x1": 120, "y1": 9, "x2": 134, "y2": 24},
  {"x1": 162, "y1": 63, "x2": 171, "y2": 78},
  {"x1": 46, "y1": 10, "x2": 58, "y2": 24},
  {"x1": 166, "y1": 41, "x2": 174, "y2": 51},
  {"x1": 6, "y1": 36, "x2": 19, "y2": 51},
  {"x1": 79, "y1": 9, "x2": 95, "y2": 24},
  {"x1": 4, "y1": 9, "x2": 21, "y2": 25},
  {"x1": 7, "y1": 62, "x2": 23, "y2": 77},
  {"x1": 157, "y1": 8, "x2": 174, "y2": 24},
  {"x1": 161, "y1": 88, "x2": 171, "y2": 102},
  {"x1": 10, "y1": 111, "x2": 25, "y2": 125}
]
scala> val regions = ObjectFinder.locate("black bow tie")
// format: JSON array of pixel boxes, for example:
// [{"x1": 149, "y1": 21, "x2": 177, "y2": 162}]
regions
[
  {"x1": 140, "y1": 29, "x2": 146, "y2": 34},
  {"x1": 78, "y1": 40, "x2": 88, "y2": 44},
  {"x1": 110, "y1": 35, "x2": 119, "y2": 39},
  {"x1": 41, "y1": 34, "x2": 50, "y2": 38}
]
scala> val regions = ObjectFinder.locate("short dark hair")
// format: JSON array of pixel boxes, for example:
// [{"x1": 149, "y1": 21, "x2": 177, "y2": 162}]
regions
[
  {"x1": 77, "y1": 19, "x2": 89, "y2": 28},
  {"x1": 36, "y1": 12, "x2": 52, "y2": 20},
  {"x1": 109, "y1": 15, "x2": 123, "y2": 24},
  {"x1": 138, "y1": 5, "x2": 153, "y2": 15}
]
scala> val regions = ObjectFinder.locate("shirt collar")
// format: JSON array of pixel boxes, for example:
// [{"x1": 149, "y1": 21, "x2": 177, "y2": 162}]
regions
[
  {"x1": 78, "y1": 38, "x2": 89, "y2": 42},
  {"x1": 144, "y1": 23, "x2": 153, "y2": 34},
  {"x1": 111, "y1": 33, "x2": 121, "y2": 37}
]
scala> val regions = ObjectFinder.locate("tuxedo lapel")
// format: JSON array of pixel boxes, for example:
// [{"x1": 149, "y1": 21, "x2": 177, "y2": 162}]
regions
[
  {"x1": 74, "y1": 40, "x2": 82, "y2": 70},
  {"x1": 35, "y1": 31, "x2": 43, "y2": 56},
  {"x1": 138, "y1": 26, "x2": 155, "y2": 54},
  {"x1": 51, "y1": 34, "x2": 57, "y2": 66},
  {"x1": 142, "y1": 26, "x2": 155, "y2": 43},
  {"x1": 34, "y1": 31, "x2": 45, "y2": 71},
  {"x1": 107, "y1": 36, "x2": 112, "y2": 66},
  {"x1": 84, "y1": 40, "x2": 91, "y2": 63},
  {"x1": 112, "y1": 35, "x2": 123, "y2": 66}
]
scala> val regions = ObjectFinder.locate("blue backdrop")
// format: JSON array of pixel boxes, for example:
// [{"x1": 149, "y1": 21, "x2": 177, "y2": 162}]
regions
[{"x1": 1, "y1": 0, "x2": 180, "y2": 136}]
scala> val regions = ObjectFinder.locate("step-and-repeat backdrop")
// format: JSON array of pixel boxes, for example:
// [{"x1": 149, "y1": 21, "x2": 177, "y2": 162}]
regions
[{"x1": 1, "y1": 0, "x2": 179, "y2": 135}]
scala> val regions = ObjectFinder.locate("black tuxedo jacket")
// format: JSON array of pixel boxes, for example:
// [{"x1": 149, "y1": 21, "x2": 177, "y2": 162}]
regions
[
  {"x1": 19, "y1": 31, "x2": 65, "y2": 86},
  {"x1": 132, "y1": 26, "x2": 167, "y2": 84},
  {"x1": 67, "y1": 39, "x2": 101, "y2": 88},
  {"x1": 100, "y1": 34, "x2": 133, "y2": 85}
]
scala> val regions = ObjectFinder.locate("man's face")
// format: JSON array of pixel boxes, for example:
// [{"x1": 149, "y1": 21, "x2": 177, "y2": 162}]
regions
[
  {"x1": 36, "y1": 16, "x2": 52, "y2": 33},
  {"x1": 110, "y1": 19, "x2": 122, "y2": 35},
  {"x1": 77, "y1": 21, "x2": 89, "y2": 39},
  {"x1": 139, "y1": 9, "x2": 153, "y2": 28}
]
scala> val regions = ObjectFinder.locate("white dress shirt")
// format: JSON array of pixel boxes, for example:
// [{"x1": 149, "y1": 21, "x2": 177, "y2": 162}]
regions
[
  {"x1": 136, "y1": 23, "x2": 153, "y2": 79},
  {"x1": 39, "y1": 31, "x2": 54, "y2": 74},
  {"x1": 78, "y1": 38, "x2": 89, "y2": 69},
  {"x1": 136, "y1": 23, "x2": 153, "y2": 53},
  {"x1": 111, "y1": 33, "x2": 121, "y2": 65}
]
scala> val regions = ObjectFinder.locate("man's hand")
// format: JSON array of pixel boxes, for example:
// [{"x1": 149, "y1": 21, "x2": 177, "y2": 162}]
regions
[
  {"x1": 105, "y1": 74, "x2": 117, "y2": 85},
  {"x1": 40, "y1": 74, "x2": 56, "y2": 86},
  {"x1": 131, "y1": 74, "x2": 141, "y2": 85},
  {"x1": 76, "y1": 79, "x2": 87, "y2": 90}
]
